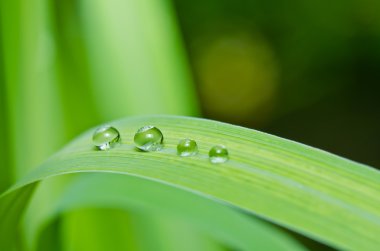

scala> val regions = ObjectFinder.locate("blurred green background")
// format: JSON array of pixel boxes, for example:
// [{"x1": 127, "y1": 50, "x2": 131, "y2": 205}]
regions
[
  {"x1": 1, "y1": 0, "x2": 379, "y2": 250},
  {"x1": 173, "y1": 0, "x2": 380, "y2": 168}
]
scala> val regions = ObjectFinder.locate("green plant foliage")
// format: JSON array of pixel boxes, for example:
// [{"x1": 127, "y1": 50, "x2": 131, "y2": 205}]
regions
[
  {"x1": 1, "y1": 115, "x2": 379, "y2": 250},
  {"x1": 23, "y1": 174, "x2": 304, "y2": 251},
  {"x1": 79, "y1": 0, "x2": 199, "y2": 118},
  {"x1": 1, "y1": 0, "x2": 379, "y2": 250}
]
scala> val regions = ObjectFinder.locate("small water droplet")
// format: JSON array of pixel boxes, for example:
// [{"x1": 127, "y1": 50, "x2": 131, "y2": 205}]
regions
[
  {"x1": 92, "y1": 125, "x2": 120, "y2": 150},
  {"x1": 134, "y1": 125, "x2": 163, "y2": 151},
  {"x1": 209, "y1": 145, "x2": 229, "y2": 163},
  {"x1": 177, "y1": 139, "x2": 198, "y2": 157}
]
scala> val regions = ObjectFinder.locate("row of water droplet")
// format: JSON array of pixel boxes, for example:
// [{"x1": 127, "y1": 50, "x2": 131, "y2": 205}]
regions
[{"x1": 92, "y1": 125, "x2": 229, "y2": 164}]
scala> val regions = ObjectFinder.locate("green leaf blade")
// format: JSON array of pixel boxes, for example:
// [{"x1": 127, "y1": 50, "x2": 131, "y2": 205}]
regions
[
  {"x1": 2, "y1": 115, "x2": 380, "y2": 250},
  {"x1": 25, "y1": 173, "x2": 303, "y2": 251}
]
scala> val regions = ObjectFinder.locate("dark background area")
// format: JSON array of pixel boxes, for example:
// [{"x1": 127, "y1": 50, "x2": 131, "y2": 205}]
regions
[{"x1": 173, "y1": 0, "x2": 380, "y2": 168}]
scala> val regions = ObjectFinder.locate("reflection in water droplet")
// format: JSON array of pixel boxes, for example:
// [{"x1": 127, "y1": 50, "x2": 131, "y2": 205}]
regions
[
  {"x1": 134, "y1": 126, "x2": 163, "y2": 151},
  {"x1": 209, "y1": 145, "x2": 229, "y2": 163},
  {"x1": 92, "y1": 125, "x2": 120, "y2": 150},
  {"x1": 177, "y1": 139, "x2": 198, "y2": 157}
]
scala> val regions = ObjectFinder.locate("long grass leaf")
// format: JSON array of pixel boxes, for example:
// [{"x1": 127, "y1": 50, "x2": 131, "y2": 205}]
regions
[
  {"x1": 79, "y1": 0, "x2": 199, "y2": 119},
  {"x1": 1, "y1": 115, "x2": 380, "y2": 250},
  {"x1": 24, "y1": 173, "x2": 303, "y2": 251}
]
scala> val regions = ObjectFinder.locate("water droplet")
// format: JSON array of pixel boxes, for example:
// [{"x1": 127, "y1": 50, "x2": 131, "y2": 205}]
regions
[
  {"x1": 177, "y1": 139, "x2": 198, "y2": 157},
  {"x1": 92, "y1": 125, "x2": 120, "y2": 150},
  {"x1": 209, "y1": 145, "x2": 229, "y2": 163},
  {"x1": 134, "y1": 125, "x2": 163, "y2": 151}
]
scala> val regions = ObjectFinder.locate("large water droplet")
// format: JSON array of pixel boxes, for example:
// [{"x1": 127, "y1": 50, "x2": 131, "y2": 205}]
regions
[
  {"x1": 209, "y1": 145, "x2": 229, "y2": 163},
  {"x1": 177, "y1": 139, "x2": 198, "y2": 157},
  {"x1": 92, "y1": 125, "x2": 120, "y2": 150},
  {"x1": 134, "y1": 125, "x2": 163, "y2": 151}
]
